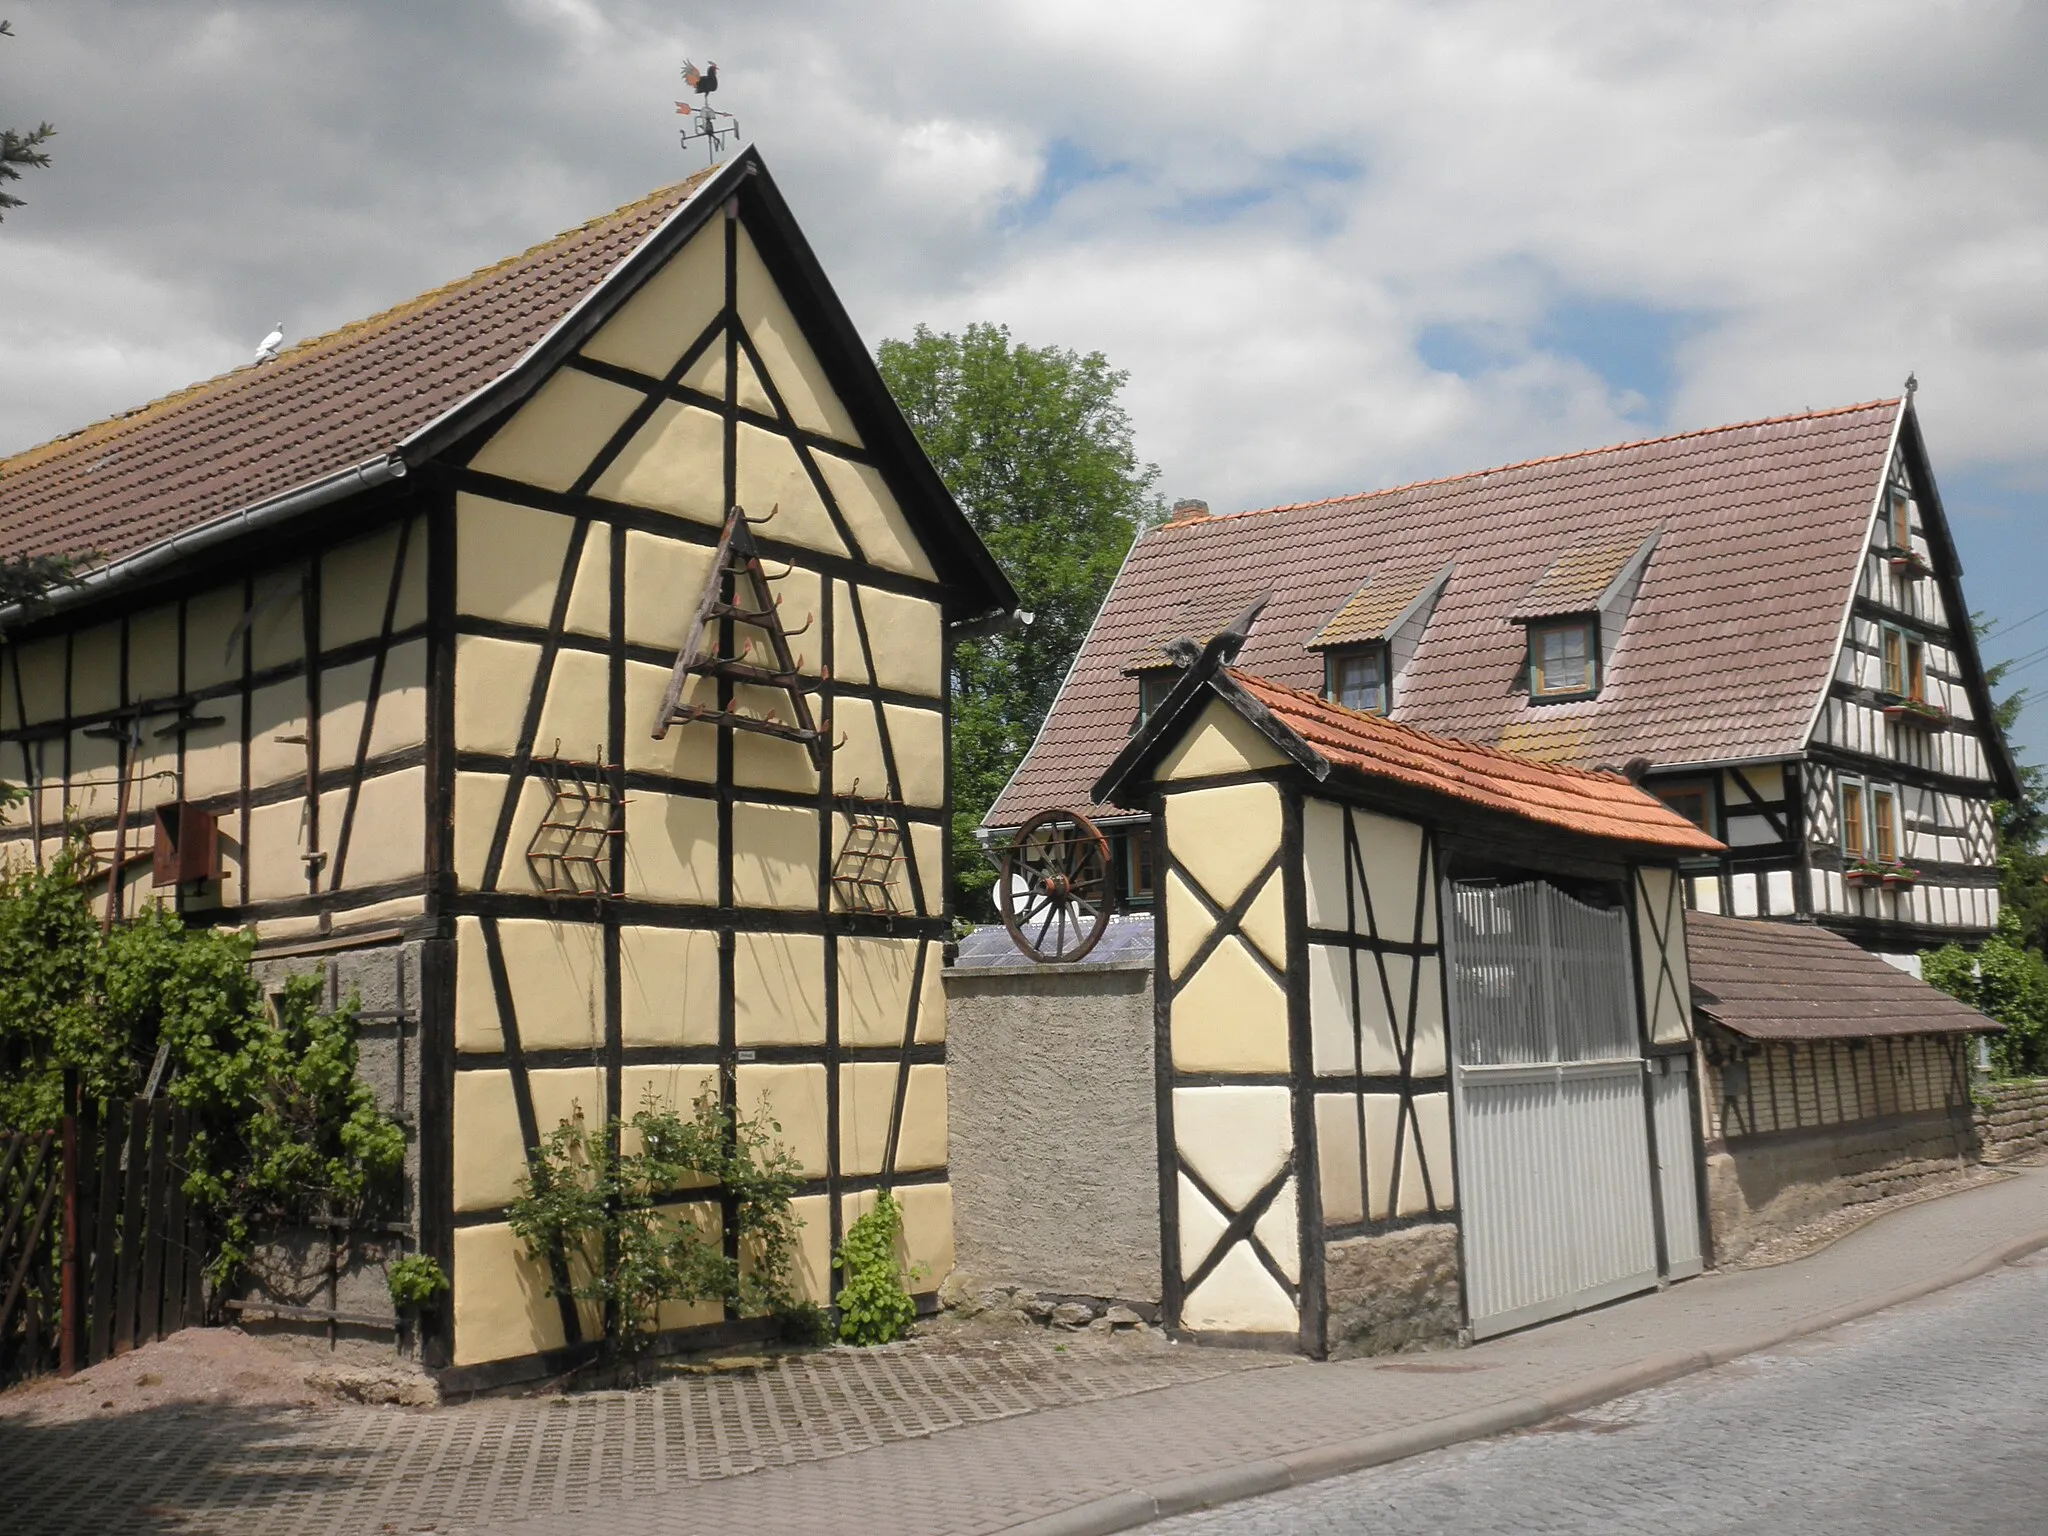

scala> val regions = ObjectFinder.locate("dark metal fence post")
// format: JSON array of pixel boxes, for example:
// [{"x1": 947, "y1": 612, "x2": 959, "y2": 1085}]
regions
[{"x1": 60, "y1": 1069, "x2": 79, "y2": 1377}]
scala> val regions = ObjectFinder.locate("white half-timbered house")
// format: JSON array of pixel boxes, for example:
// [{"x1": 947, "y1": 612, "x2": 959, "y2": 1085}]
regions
[
  {"x1": 0, "y1": 150, "x2": 1015, "y2": 1385},
  {"x1": 989, "y1": 396, "x2": 2019, "y2": 971}
]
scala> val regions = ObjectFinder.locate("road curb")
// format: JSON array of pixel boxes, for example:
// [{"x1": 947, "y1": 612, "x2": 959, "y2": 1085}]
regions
[{"x1": 998, "y1": 1225, "x2": 2048, "y2": 1535}]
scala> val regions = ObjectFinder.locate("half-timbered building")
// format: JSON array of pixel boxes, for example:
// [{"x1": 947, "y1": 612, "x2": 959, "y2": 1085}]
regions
[
  {"x1": 0, "y1": 149, "x2": 1014, "y2": 1383},
  {"x1": 988, "y1": 396, "x2": 2019, "y2": 971}
]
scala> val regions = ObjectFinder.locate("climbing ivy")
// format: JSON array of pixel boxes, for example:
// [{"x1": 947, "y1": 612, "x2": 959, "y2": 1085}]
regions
[{"x1": 832, "y1": 1190, "x2": 919, "y2": 1346}]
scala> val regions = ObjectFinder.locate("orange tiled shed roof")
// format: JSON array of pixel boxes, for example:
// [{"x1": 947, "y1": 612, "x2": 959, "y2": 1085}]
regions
[
  {"x1": 0, "y1": 168, "x2": 719, "y2": 567},
  {"x1": 1227, "y1": 668, "x2": 1724, "y2": 854}
]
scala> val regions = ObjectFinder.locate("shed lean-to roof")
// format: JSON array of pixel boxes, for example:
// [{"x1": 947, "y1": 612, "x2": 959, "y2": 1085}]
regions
[
  {"x1": 0, "y1": 169, "x2": 719, "y2": 566},
  {"x1": 990, "y1": 400, "x2": 1904, "y2": 829},
  {"x1": 1686, "y1": 912, "x2": 1996, "y2": 1039}
]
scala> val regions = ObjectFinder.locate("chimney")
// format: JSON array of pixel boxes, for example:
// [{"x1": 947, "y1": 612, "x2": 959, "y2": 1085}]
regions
[{"x1": 1169, "y1": 498, "x2": 1210, "y2": 523}]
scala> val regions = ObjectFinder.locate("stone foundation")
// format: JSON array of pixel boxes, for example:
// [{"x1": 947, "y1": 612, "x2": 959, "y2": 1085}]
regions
[
  {"x1": 1976, "y1": 1078, "x2": 2048, "y2": 1164},
  {"x1": 1324, "y1": 1222, "x2": 1462, "y2": 1358},
  {"x1": 1705, "y1": 1107, "x2": 1975, "y2": 1262}
]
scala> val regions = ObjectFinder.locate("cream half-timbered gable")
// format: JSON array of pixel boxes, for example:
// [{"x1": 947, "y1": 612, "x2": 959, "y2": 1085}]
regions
[{"x1": 0, "y1": 151, "x2": 1013, "y2": 1381}]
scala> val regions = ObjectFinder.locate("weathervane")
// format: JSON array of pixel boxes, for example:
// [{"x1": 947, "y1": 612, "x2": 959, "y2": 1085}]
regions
[{"x1": 676, "y1": 58, "x2": 738, "y2": 165}]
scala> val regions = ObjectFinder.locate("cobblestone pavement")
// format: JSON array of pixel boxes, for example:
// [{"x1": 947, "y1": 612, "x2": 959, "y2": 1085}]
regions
[
  {"x1": 4, "y1": 1166, "x2": 2046, "y2": 1536},
  {"x1": 1156, "y1": 1251, "x2": 2048, "y2": 1535}
]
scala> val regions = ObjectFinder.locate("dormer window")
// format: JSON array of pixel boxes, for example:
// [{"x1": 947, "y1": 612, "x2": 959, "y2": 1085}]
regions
[
  {"x1": 1530, "y1": 617, "x2": 1597, "y2": 699},
  {"x1": 1326, "y1": 645, "x2": 1387, "y2": 715},
  {"x1": 1134, "y1": 670, "x2": 1176, "y2": 730}
]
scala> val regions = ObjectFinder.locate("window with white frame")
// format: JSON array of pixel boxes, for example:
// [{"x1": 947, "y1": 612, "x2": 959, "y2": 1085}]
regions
[
  {"x1": 1326, "y1": 645, "x2": 1388, "y2": 714},
  {"x1": 1529, "y1": 617, "x2": 1598, "y2": 699}
]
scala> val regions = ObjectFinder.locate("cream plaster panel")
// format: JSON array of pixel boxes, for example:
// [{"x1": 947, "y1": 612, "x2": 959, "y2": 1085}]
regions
[
  {"x1": 534, "y1": 647, "x2": 611, "y2": 764},
  {"x1": 564, "y1": 522, "x2": 611, "y2": 640},
  {"x1": 451, "y1": 1221, "x2": 566, "y2": 1366},
  {"x1": 592, "y1": 400, "x2": 726, "y2": 525},
  {"x1": 177, "y1": 588, "x2": 240, "y2": 695},
  {"x1": 1315, "y1": 1096, "x2": 1364, "y2": 1224},
  {"x1": 782, "y1": 1193, "x2": 833, "y2": 1305},
  {"x1": 1237, "y1": 873, "x2": 1288, "y2": 969},
  {"x1": 1307, "y1": 945, "x2": 1358, "y2": 1075},
  {"x1": 470, "y1": 369, "x2": 643, "y2": 494},
  {"x1": 319, "y1": 642, "x2": 427, "y2": 774},
  {"x1": 321, "y1": 521, "x2": 425, "y2": 650},
  {"x1": 455, "y1": 1067, "x2": 602, "y2": 1213},
  {"x1": 128, "y1": 605, "x2": 180, "y2": 704},
  {"x1": 1173, "y1": 1085, "x2": 1292, "y2": 1209},
  {"x1": 579, "y1": 221, "x2": 726, "y2": 378},
  {"x1": 65, "y1": 730, "x2": 117, "y2": 819},
  {"x1": 735, "y1": 930, "x2": 827, "y2": 1044},
  {"x1": 831, "y1": 696, "x2": 889, "y2": 798},
  {"x1": 1252, "y1": 1177, "x2": 1301, "y2": 1283},
  {"x1": 1355, "y1": 808, "x2": 1429, "y2": 944},
  {"x1": 320, "y1": 766, "x2": 425, "y2": 890},
  {"x1": 248, "y1": 571, "x2": 309, "y2": 674},
  {"x1": 1181, "y1": 1240, "x2": 1297, "y2": 1334},
  {"x1": 1172, "y1": 936, "x2": 1289, "y2": 1073},
  {"x1": 1177, "y1": 1173, "x2": 1228, "y2": 1276},
  {"x1": 1157, "y1": 700, "x2": 1289, "y2": 783},
  {"x1": 623, "y1": 529, "x2": 717, "y2": 654},
  {"x1": 69, "y1": 623, "x2": 121, "y2": 717},
  {"x1": 848, "y1": 586, "x2": 942, "y2": 698},
  {"x1": 733, "y1": 802, "x2": 820, "y2": 909},
  {"x1": 1165, "y1": 869, "x2": 1213, "y2": 982},
  {"x1": 654, "y1": 1204, "x2": 727, "y2": 1332},
  {"x1": 455, "y1": 496, "x2": 575, "y2": 624},
  {"x1": 734, "y1": 348, "x2": 773, "y2": 417},
  {"x1": 622, "y1": 789, "x2": 719, "y2": 904},
  {"x1": 1168, "y1": 781, "x2": 1282, "y2": 910},
  {"x1": 838, "y1": 936, "x2": 945, "y2": 1047},
  {"x1": 832, "y1": 583, "x2": 871, "y2": 685},
  {"x1": 619, "y1": 927, "x2": 721, "y2": 1048},
  {"x1": 1408, "y1": 956, "x2": 1447, "y2": 1076},
  {"x1": 841, "y1": 1061, "x2": 947, "y2": 1175},
  {"x1": 620, "y1": 1065, "x2": 718, "y2": 1133},
  {"x1": 13, "y1": 636, "x2": 64, "y2": 724},
  {"x1": 680, "y1": 342, "x2": 726, "y2": 398},
  {"x1": 452, "y1": 772, "x2": 504, "y2": 891},
  {"x1": 910, "y1": 822, "x2": 943, "y2": 919},
  {"x1": 454, "y1": 636, "x2": 539, "y2": 756},
  {"x1": 735, "y1": 1063, "x2": 828, "y2": 1178},
  {"x1": 1411, "y1": 1092, "x2": 1454, "y2": 1210},
  {"x1": 624, "y1": 661, "x2": 717, "y2": 780},
  {"x1": 732, "y1": 694, "x2": 823, "y2": 796},
  {"x1": 880, "y1": 704, "x2": 946, "y2": 808},
  {"x1": 1364, "y1": 1094, "x2": 1402, "y2": 1221},
  {"x1": 735, "y1": 224, "x2": 862, "y2": 446},
  {"x1": 1724, "y1": 764, "x2": 1786, "y2": 804},
  {"x1": 453, "y1": 915, "x2": 603, "y2": 1054},
  {"x1": 841, "y1": 1184, "x2": 954, "y2": 1290},
  {"x1": 734, "y1": 424, "x2": 847, "y2": 557},
  {"x1": 246, "y1": 680, "x2": 310, "y2": 791},
  {"x1": 244, "y1": 796, "x2": 311, "y2": 904},
  {"x1": 812, "y1": 453, "x2": 936, "y2": 580}
]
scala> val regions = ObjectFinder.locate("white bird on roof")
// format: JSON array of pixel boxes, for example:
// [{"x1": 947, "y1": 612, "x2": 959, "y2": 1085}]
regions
[{"x1": 254, "y1": 322, "x2": 285, "y2": 364}]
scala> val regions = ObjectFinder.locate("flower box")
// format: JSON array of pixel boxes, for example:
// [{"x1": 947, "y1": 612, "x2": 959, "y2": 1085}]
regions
[
  {"x1": 1883, "y1": 699, "x2": 1948, "y2": 729},
  {"x1": 1844, "y1": 865, "x2": 1887, "y2": 888},
  {"x1": 1882, "y1": 867, "x2": 1921, "y2": 889},
  {"x1": 1885, "y1": 548, "x2": 1930, "y2": 578}
]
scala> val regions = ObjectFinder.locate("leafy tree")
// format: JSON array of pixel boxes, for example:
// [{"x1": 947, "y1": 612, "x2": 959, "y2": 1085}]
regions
[
  {"x1": 1983, "y1": 642, "x2": 2048, "y2": 956},
  {"x1": 0, "y1": 19, "x2": 56, "y2": 223},
  {"x1": 1923, "y1": 914, "x2": 2048, "y2": 1077},
  {"x1": 876, "y1": 323, "x2": 1161, "y2": 918}
]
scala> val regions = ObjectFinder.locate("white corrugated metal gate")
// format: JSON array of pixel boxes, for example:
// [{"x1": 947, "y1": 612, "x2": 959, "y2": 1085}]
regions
[{"x1": 1446, "y1": 881, "x2": 1662, "y2": 1338}]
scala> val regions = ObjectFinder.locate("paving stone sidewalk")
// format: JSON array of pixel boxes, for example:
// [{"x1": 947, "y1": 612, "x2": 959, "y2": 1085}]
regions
[{"x1": 5, "y1": 1166, "x2": 2046, "y2": 1536}]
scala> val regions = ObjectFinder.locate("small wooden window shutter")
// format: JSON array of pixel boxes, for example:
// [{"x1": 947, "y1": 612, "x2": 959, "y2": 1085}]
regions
[
  {"x1": 1882, "y1": 629, "x2": 1904, "y2": 696},
  {"x1": 1873, "y1": 790, "x2": 1897, "y2": 863},
  {"x1": 1841, "y1": 781, "x2": 1865, "y2": 859},
  {"x1": 1890, "y1": 489, "x2": 1911, "y2": 550},
  {"x1": 152, "y1": 803, "x2": 220, "y2": 887},
  {"x1": 1907, "y1": 639, "x2": 1926, "y2": 703}
]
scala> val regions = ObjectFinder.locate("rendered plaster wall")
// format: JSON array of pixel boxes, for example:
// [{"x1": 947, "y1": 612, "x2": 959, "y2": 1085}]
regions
[
  {"x1": 1705, "y1": 1106, "x2": 1976, "y2": 1262},
  {"x1": 1323, "y1": 1222, "x2": 1462, "y2": 1359},
  {"x1": 944, "y1": 961, "x2": 1160, "y2": 1302}
]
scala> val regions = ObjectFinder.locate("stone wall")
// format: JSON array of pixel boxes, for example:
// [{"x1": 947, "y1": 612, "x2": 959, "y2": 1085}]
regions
[
  {"x1": 1976, "y1": 1078, "x2": 2048, "y2": 1164},
  {"x1": 943, "y1": 959, "x2": 1161, "y2": 1304},
  {"x1": 239, "y1": 939, "x2": 425, "y2": 1345},
  {"x1": 1705, "y1": 1105, "x2": 1975, "y2": 1262},
  {"x1": 1323, "y1": 1222, "x2": 1462, "y2": 1359}
]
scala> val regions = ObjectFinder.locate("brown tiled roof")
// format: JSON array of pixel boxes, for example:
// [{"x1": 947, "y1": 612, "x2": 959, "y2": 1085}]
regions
[
  {"x1": 1121, "y1": 585, "x2": 1270, "y2": 673},
  {"x1": 1309, "y1": 560, "x2": 1450, "y2": 649},
  {"x1": 0, "y1": 169, "x2": 719, "y2": 566},
  {"x1": 1509, "y1": 528, "x2": 1656, "y2": 620},
  {"x1": 1687, "y1": 912, "x2": 1995, "y2": 1039},
  {"x1": 1227, "y1": 669, "x2": 1724, "y2": 854},
  {"x1": 991, "y1": 400, "x2": 1902, "y2": 828}
]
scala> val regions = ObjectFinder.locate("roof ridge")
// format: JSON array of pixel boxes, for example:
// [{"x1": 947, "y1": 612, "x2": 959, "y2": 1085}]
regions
[
  {"x1": 0, "y1": 171, "x2": 715, "y2": 478},
  {"x1": 1164, "y1": 397, "x2": 1903, "y2": 531}
]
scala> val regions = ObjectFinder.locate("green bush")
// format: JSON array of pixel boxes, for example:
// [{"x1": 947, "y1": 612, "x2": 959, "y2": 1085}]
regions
[
  {"x1": 506, "y1": 1088, "x2": 807, "y2": 1378},
  {"x1": 1923, "y1": 912, "x2": 2048, "y2": 1077},
  {"x1": 832, "y1": 1190, "x2": 919, "y2": 1346},
  {"x1": 386, "y1": 1254, "x2": 450, "y2": 1313}
]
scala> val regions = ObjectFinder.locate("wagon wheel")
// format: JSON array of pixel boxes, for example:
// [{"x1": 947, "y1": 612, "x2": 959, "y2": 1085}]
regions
[{"x1": 1000, "y1": 808, "x2": 1112, "y2": 963}]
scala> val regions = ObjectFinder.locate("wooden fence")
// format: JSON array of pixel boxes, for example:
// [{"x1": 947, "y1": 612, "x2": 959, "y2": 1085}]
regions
[{"x1": 0, "y1": 1080, "x2": 208, "y2": 1384}]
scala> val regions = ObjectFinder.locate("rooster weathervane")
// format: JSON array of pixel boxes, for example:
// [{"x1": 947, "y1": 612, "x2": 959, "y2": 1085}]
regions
[{"x1": 676, "y1": 58, "x2": 739, "y2": 164}]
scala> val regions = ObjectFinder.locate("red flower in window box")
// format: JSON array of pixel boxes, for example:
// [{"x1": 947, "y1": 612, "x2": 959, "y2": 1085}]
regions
[
  {"x1": 1882, "y1": 698, "x2": 1947, "y2": 729},
  {"x1": 1844, "y1": 862, "x2": 1887, "y2": 887},
  {"x1": 1881, "y1": 866, "x2": 1921, "y2": 889},
  {"x1": 1885, "y1": 548, "x2": 1930, "y2": 578}
]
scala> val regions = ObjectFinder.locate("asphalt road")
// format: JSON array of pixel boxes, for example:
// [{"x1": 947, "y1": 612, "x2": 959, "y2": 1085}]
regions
[{"x1": 1155, "y1": 1252, "x2": 2048, "y2": 1536}]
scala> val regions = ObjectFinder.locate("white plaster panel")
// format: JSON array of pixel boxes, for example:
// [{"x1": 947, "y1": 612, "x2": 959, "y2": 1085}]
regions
[
  {"x1": 735, "y1": 1062, "x2": 829, "y2": 1177},
  {"x1": 318, "y1": 641, "x2": 429, "y2": 774},
  {"x1": 67, "y1": 622, "x2": 121, "y2": 718},
  {"x1": 839, "y1": 936, "x2": 945, "y2": 1048},
  {"x1": 1408, "y1": 1092, "x2": 1454, "y2": 1211},
  {"x1": 450, "y1": 1222, "x2": 567, "y2": 1366},
  {"x1": 881, "y1": 703, "x2": 946, "y2": 808},
  {"x1": 831, "y1": 696, "x2": 888, "y2": 798},
  {"x1": 1354, "y1": 808, "x2": 1428, "y2": 943},
  {"x1": 1181, "y1": 1240, "x2": 1297, "y2": 1334},
  {"x1": 1766, "y1": 868, "x2": 1795, "y2": 914},
  {"x1": 1168, "y1": 780, "x2": 1282, "y2": 911},
  {"x1": 12, "y1": 635, "x2": 64, "y2": 724},
  {"x1": 618, "y1": 926, "x2": 721, "y2": 1048},
  {"x1": 622, "y1": 528, "x2": 718, "y2": 653},
  {"x1": 1314, "y1": 1095, "x2": 1364, "y2": 1224},
  {"x1": 1730, "y1": 871, "x2": 1759, "y2": 918},
  {"x1": 128, "y1": 604, "x2": 180, "y2": 704},
  {"x1": 1307, "y1": 944, "x2": 1357, "y2": 1075},
  {"x1": 1252, "y1": 1177, "x2": 1301, "y2": 1283},
  {"x1": 243, "y1": 796, "x2": 311, "y2": 905},
  {"x1": 1302, "y1": 797, "x2": 1348, "y2": 928},
  {"x1": 624, "y1": 661, "x2": 717, "y2": 780},
  {"x1": 1164, "y1": 868, "x2": 1212, "y2": 981},
  {"x1": 1364, "y1": 1093, "x2": 1402, "y2": 1221},
  {"x1": 1172, "y1": 1085, "x2": 1292, "y2": 1209},
  {"x1": 1238, "y1": 873, "x2": 1288, "y2": 970},
  {"x1": 533, "y1": 646, "x2": 611, "y2": 764},
  {"x1": 1171, "y1": 935, "x2": 1289, "y2": 1073},
  {"x1": 1408, "y1": 955, "x2": 1448, "y2": 1075},
  {"x1": 455, "y1": 497, "x2": 575, "y2": 626},
  {"x1": 1175, "y1": 1172, "x2": 1228, "y2": 1277},
  {"x1": 321, "y1": 521, "x2": 425, "y2": 650}
]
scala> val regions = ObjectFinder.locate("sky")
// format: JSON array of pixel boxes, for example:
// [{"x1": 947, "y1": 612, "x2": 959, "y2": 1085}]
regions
[{"x1": 0, "y1": 0, "x2": 2044, "y2": 762}]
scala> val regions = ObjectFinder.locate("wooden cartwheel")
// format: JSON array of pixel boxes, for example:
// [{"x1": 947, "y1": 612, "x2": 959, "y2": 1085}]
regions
[{"x1": 999, "y1": 808, "x2": 1112, "y2": 963}]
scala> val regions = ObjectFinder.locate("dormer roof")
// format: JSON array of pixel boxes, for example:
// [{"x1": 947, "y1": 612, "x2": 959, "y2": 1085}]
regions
[
  {"x1": 1510, "y1": 529, "x2": 1659, "y2": 622},
  {"x1": 1309, "y1": 560, "x2": 1453, "y2": 649}
]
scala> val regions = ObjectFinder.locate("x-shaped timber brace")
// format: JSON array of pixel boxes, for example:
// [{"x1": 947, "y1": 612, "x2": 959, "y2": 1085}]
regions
[{"x1": 651, "y1": 503, "x2": 825, "y2": 768}]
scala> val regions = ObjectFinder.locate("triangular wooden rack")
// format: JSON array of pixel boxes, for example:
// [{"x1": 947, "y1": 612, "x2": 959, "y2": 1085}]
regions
[{"x1": 651, "y1": 505, "x2": 825, "y2": 771}]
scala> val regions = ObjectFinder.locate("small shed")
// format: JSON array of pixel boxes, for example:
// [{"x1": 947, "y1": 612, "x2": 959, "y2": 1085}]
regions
[
  {"x1": 1685, "y1": 912, "x2": 1998, "y2": 1260},
  {"x1": 951, "y1": 620, "x2": 1723, "y2": 1355}
]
